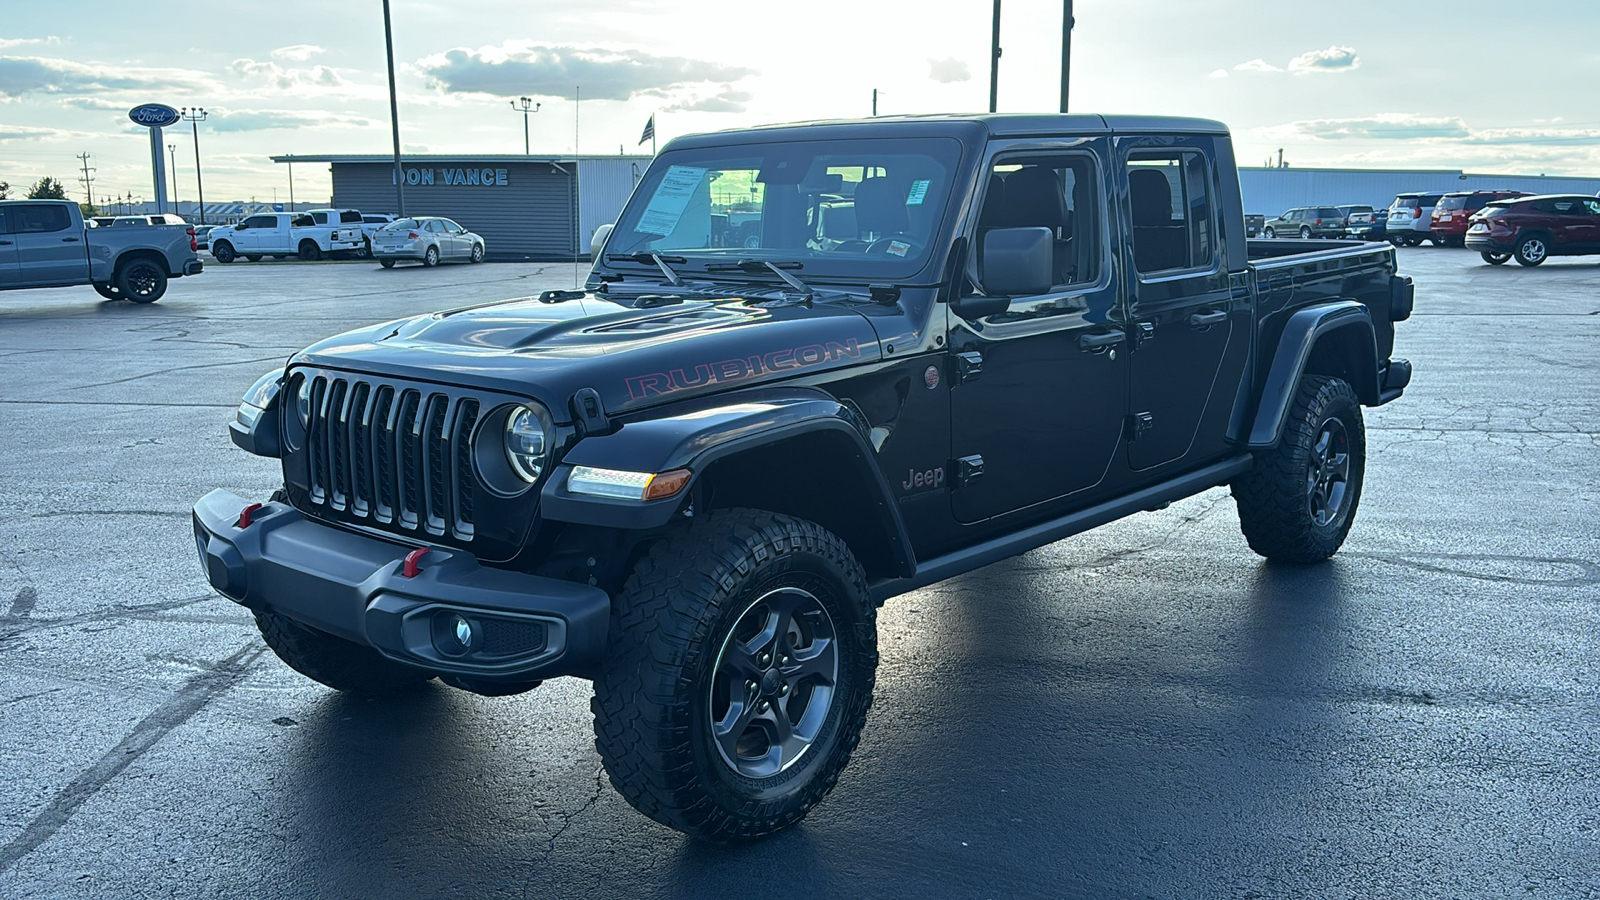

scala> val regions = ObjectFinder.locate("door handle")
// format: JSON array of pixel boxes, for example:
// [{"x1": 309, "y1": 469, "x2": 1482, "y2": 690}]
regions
[
  {"x1": 1189, "y1": 309, "x2": 1228, "y2": 328},
  {"x1": 1079, "y1": 330, "x2": 1125, "y2": 353},
  {"x1": 0, "y1": 240, "x2": 12, "y2": 246}
]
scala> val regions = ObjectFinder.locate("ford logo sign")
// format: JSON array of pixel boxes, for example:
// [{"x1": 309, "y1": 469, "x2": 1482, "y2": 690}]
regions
[{"x1": 128, "y1": 104, "x2": 180, "y2": 128}]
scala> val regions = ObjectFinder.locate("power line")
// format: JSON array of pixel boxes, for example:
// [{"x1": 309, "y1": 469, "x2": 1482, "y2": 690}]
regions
[{"x1": 76, "y1": 152, "x2": 95, "y2": 210}]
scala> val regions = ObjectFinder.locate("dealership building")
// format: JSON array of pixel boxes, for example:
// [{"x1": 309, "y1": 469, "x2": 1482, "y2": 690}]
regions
[
  {"x1": 1239, "y1": 166, "x2": 1600, "y2": 217},
  {"x1": 271, "y1": 154, "x2": 651, "y2": 260}
]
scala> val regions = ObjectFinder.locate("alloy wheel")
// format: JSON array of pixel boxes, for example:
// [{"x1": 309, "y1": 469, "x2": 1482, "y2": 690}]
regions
[{"x1": 1306, "y1": 416, "x2": 1351, "y2": 528}]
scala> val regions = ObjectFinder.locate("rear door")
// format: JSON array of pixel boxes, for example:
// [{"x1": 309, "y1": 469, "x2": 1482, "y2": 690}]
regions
[
  {"x1": 11, "y1": 203, "x2": 85, "y2": 286},
  {"x1": 1119, "y1": 139, "x2": 1239, "y2": 471},
  {"x1": 0, "y1": 208, "x2": 19, "y2": 286}
]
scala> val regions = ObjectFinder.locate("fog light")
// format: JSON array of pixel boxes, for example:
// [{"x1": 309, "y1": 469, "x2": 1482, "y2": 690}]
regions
[{"x1": 453, "y1": 615, "x2": 474, "y2": 648}]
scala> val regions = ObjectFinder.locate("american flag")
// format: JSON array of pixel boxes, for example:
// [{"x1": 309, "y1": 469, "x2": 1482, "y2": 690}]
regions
[{"x1": 638, "y1": 114, "x2": 656, "y2": 146}]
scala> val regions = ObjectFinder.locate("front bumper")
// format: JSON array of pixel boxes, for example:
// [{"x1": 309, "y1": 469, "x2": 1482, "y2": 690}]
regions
[{"x1": 192, "y1": 489, "x2": 610, "y2": 682}]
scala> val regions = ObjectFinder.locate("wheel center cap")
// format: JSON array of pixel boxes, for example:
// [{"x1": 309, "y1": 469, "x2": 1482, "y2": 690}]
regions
[{"x1": 760, "y1": 670, "x2": 782, "y2": 696}]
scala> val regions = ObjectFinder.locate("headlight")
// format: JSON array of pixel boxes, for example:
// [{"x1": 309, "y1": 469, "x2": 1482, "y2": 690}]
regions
[
  {"x1": 294, "y1": 376, "x2": 313, "y2": 428},
  {"x1": 504, "y1": 405, "x2": 553, "y2": 483}
]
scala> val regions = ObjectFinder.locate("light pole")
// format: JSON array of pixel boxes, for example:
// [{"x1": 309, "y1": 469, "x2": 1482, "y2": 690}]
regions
[
  {"x1": 168, "y1": 143, "x2": 178, "y2": 210},
  {"x1": 179, "y1": 107, "x2": 208, "y2": 224},
  {"x1": 381, "y1": 0, "x2": 406, "y2": 216},
  {"x1": 510, "y1": 97, "x2": 540, "y2": 154},
  {"x1": 989, "y1": 0, "x2": 1001, "y2": 113},
  {"x1": 1059, "y1": 0, "x2": 1074, "y2": 113}
]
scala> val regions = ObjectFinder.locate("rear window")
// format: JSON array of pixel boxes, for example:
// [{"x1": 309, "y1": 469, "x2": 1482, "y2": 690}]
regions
[
  {"x1": 1316, "y1": 207, "x2": 1341, "y2": 218},
  {"x1": 363, "y1": 215, "x2": 389, "y2": 224},
  {"x1": 1418, "y1": 194, "x2": 1444, "y2": 206},
  {"x1": 1393, "y1": 196, "x2": 1420, "y2": 208},
  {"x1": 383, "y1": 219, "x2": 419, "y2": 231},
  {"x1": 1438, "y1": 196, "x2": 1470, "y2": 210},
  {"x1": 340, "y1": 211, "x2": 363, "y2": 224},
  {"x1": 1342, "y1": 205, "x2": 1373, "y2": 215}
]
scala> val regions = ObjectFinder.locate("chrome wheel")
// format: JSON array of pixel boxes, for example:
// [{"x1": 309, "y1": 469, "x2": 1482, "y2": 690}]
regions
[
  {"x1": 1515, "y1": 237, "x2": 1547, "y2": 266},
  {"x1": 1307, "y1": 416, "x2": 1351, "y2": 528},
  {"x1": 708, "y1": 586, "x2": 838, "y2": 780}
]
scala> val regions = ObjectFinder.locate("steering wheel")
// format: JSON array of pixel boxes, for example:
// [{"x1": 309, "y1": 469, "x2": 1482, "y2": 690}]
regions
[{"x1": 865, "y1": 233, "x2": 920, "y2": 257}]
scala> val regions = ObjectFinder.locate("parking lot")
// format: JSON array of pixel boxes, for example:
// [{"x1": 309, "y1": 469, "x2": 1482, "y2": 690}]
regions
[{"x1": 1, "y1": 249, "x2": 1596, "y2": 897}]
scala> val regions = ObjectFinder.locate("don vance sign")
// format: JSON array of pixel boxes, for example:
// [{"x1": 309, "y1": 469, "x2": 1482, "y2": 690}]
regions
[{"x1": 393, "y1": 167, "x2": 510, "y2": 187}]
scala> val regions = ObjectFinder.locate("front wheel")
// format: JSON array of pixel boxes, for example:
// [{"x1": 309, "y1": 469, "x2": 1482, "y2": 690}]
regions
[
  {"x1": 117, "y1": 259, "x2": 167, "y2": 303},
  {"x1": 1481, "y1": 251, "x2": 1511, "y2": 266},
  {"x1": 254, "y1": 608, "x2": 434, "y2": 696},
  {"x1": 592, "y1": 509, "x2": 878, "y2": 842},
  {"x1": 212, "y1": 241, "x2": 236, "y2": 263},
  {"x1": 1231, "y1": 375, "x2": 1365, "y2": 563},
  {"x1": 470, "y1": 243, "x2": 484, "y2": 263},
  {"x1": 1263, "y1": 227, "x2": 1276, "y2": 239},
  {"x1": 422, "y1": 245, "x2": 440, "y2": 267},
  {"x1": 1514, "y1": 235, "x2": 1548, "y2": 266}
]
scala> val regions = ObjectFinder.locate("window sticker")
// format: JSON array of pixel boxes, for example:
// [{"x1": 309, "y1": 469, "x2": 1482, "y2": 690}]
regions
[
  {"x1": 636, "y1": 165, "x2": 707, "y2": 235},
  {"x1": 886, "y1": 240, "x2": 911, "y2": 257},
  {"x1": 905, "y1": 179, "x2": 931, "y2": 206}
]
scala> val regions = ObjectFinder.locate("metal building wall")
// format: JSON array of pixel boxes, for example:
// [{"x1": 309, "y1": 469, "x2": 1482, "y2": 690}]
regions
[
  {"x1": 578, "y1": 157, "x2": 648, "y2": 256},
  {"x1": 1240, "y1": 167, "x2": 1600, "y2": 217},
  {"x1": 331, "y1": 161, "x2": 576, "y2": 260}
]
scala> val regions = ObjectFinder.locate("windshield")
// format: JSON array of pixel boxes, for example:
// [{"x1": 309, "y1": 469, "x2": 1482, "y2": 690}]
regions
[{"x1": 606, "y1": 137, "x2": 964, "y2": 277}]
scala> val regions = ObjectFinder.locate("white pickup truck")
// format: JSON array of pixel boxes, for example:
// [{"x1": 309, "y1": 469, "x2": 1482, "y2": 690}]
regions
[{"x1": 207, "y1": 212, "x2": 363, "y2": 263}]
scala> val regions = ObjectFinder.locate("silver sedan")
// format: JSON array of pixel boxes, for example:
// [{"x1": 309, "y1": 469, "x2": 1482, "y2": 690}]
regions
[{"x1": 372, "y1": 217, "x2": 485, "y2": 267}]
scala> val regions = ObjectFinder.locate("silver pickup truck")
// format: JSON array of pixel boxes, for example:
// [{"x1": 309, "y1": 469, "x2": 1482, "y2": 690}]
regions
[{"x1": 0, "y1": 200, "x2": 204, "y2": 303}]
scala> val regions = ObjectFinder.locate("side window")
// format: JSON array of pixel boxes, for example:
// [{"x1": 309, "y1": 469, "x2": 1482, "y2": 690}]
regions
[
  {"x1": 1127, "y1": 152, "x2": 1215, "y2": 274},
  {"x1": 290, "y1": 214, "x2": 314, "y2": 227},
  {"x1": 242, "y1": 215, "x2": 275, "y2": 229},
  {"x1": 16, "y1": 204, "x2": 71, "y2": 233},
  {"x1": 425, "y1": 220, "x2": 446, "y2": 233},
  {"x1": 0, "y1": 209, "x2": 12, "y2": 234},
  {"x1": 976, "y1": 153, "x2": 1103, "y2": 289},
  {"x1": 311, "y1": 212, "x2": 329, "y2": 225},
  {"x1": 440, "y1": 219, "x2": 463, "y2": 232}
]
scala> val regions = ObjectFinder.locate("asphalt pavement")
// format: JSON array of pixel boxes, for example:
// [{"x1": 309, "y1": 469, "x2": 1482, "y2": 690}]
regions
[{"x1": 0, "y1": 249, "x2": 1596, "y2": 899}]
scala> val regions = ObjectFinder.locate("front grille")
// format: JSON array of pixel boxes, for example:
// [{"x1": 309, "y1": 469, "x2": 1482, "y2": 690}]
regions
[{"x1": 303, "y1": 374, "x2": 480, "y2": 541}]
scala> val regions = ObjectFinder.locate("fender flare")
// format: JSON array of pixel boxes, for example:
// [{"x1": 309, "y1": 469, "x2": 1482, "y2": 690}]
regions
[
  {"x1": 1247, "y1": 300, "x2": 1380, "y2": 449},
  {"x1": 539, "y1": 386, "x2": 916, "y2": 577}
]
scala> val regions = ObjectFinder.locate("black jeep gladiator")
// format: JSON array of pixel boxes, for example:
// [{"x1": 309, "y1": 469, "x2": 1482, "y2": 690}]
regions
[{"x1": 194, "y1": 114, "x2": 1413, "y2": 842}]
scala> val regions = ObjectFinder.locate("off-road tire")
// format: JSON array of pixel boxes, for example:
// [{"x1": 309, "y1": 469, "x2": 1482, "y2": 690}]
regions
[
  {"x1": 116, "y1": 258, "x2": 167, "y2": 303},
  {"x1": 423, "y1": 245, "x2": 440, "y2": 267},
  {"x1": 1231, "y1": 375, "x2": 1365, "y2": 563},
  {"x1": 212, "y1": 241, "x2": 236, "y2": 263},
  {"x1": 379, "y1": 259, "x2": 396, "y2": 269},
  {"x1": 592, "y1": 509, "x2": 878, "y2": 842},
  {"x1": 1514, "y1": 234, "x2": 1548, "y2": 267},
  {"x1": 1481, "y1": 251, "x2": 1511, "y2": 265},
  {"x1": 298, "y1": 240, "x2": 322, "y2": 262},
  {"x1": 254, "y1": 607, "x2": 433, "y2": 695}
]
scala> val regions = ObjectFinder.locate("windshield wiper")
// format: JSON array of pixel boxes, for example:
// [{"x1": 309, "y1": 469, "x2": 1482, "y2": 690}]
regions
[
  {"x1": 606, "y1": 251, "x2": 686, "y2": 285},
  {"x1": 704, "y1": 259, "x2": 812, "y2": 299}
]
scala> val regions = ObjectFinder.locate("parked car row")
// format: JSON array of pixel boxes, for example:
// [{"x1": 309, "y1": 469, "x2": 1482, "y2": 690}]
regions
[{"x1": 1465, "y1": 194, "x2": 1600, "y2": 266}]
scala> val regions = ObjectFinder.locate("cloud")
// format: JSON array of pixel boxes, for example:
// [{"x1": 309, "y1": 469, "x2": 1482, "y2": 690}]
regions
[
  {"x1": 1288, "y1": 45, "x2": 1359, "y2": 73},
  {"x1": 204, "y1": 107, "x2": 379, "y2": 132},
  {"x1": 271, "y1": 44, "x2": 325, "y2": 62},
  {"x1": 60, "y1": 96, "x2": 126, "y2": 111},
  {"x1": 664, "y1": 88, "x2": 752, "y2": 113},
  {"x1": 0, "y1": 123, "x2": 70, "y2": 141},
  {"x1": 0, "y1": 36, "x2": 61, "y2": 48},
  {"x1": 1208, "y1": 68, "x2": 1228, "y2": 79},
  {"x1": 230, "y1": 58, "x2": 347, "y2": 90},
  {"x1": 0, "y1": 55, "x2": 208, "y2": 99},
  {"x1": 1263, "y1": 113, "x2": 1470, "y2": 141},
  {"x1": 416, "y1": 41, "x2": 754, "y2": 101},
  {"x1": 1233, "y1": 59, "x2": 1282, "y2": 73},
  {"x1": 928, "y1": 57, "x2": 970, "y2": 84}
]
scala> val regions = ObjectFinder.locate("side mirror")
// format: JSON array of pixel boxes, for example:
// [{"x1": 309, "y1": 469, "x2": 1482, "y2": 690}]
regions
[
  {"x1": 956, "y1": 227, "x2": 1053, "y2": 319},
  {"x1": 590, "y1": 223, "x2": 615, "y2": 260}
]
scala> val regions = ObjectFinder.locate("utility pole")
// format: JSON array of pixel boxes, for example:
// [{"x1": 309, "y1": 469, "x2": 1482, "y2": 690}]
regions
[
  {"x1": 989, "y1": 0, "x2": 1002, "y2": 113},
  {"x1": 180, "y1": 108, "x2": 208, "y2": 224},
  {"x1": 288, "y1": 159, "x2": 295, "y2": 211},
  {"x1": 510, "y1": 97, "x2": 540, "y2": 154},
  {"x1": 1059, "y1": 0, "x2": 1074, "y2": 113},
  {"x1": 168, "y1": 141, "x2": 179, "y2": 208},
  {"x1": 872, "y1": 88, "x2": 878, "y2": 116},
  {"x1": 76, "y1": 152, "x2": 95, "y2": 211},
  {"x1": 381, "y1": 0, "x2": 406, "y2": 215}
]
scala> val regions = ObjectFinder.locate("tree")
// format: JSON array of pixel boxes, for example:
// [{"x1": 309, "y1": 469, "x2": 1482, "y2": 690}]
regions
[
  {"x1": 26, "y1": 177, "x2": 68, "y2": 200},
  {"x1": 79, "y1": 202, "x2": 100, "y2": 218},
  {"x1": 0, "y1": 180, "x2": 10, "y2": 199}
]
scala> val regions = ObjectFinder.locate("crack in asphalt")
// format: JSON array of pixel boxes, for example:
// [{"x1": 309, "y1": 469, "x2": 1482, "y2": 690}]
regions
[
  {"x1": 29, "y1": 509, "x2": 190, "y2": 520},
  {"x1": 1342, "y1": 551, "x2": 1600, "y2": 588},
  {"x1": 543, "y1": 766, "x2": 608, "y2": 857},
  {"x1": 0, "y1": 594, "x2": 216, "y2": 640},
  {"x1": 73, "y1": 355, "x2": 287, "y2": 390},
  {"x1": 0, "y1": 641, "x2": 264, "y2": 874},
  {"x1": 0, "y1": 399, "x2": 236, "y2": 408}
]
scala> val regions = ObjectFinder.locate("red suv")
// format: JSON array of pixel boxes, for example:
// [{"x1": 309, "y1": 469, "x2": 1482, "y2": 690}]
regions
[
  {"x1": 1431, "y1": 190, "x2": 1526, "y2": 246},
  {"x1": 1465, "y1": 194, "x2": 1600, "y2": 266}
]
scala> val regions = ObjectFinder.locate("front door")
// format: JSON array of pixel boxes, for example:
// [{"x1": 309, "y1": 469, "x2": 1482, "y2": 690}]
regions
[
  {"x1": 949, "y1": 144, "x2": 1129, "y2": 523},
  {"x1": 10, "y1": 203, "x2": 84, "y2": 286},
  {"x1": 0, "y1": 209, "x2": 20, "y2": 286},
  {"x1": 1119, "y1": 140, "x2": 1238, "y2": 471}
]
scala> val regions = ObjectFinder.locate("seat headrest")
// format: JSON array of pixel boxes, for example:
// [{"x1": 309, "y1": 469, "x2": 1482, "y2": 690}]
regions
[
  {"x1": 1129, "y1": 169, "x2": 1173, "y2": 226},
  {"x1": 999, "y1": 166, "x2": 1067, "y2": 229},
  {"x1": 854, "y1": 177, "x2": 909, "y2": 236}
]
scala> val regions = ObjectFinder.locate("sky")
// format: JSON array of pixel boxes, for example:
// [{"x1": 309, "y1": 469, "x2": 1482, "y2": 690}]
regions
[{"x1": 3, "y1": 0, "x2": 1599, "y2": 207}]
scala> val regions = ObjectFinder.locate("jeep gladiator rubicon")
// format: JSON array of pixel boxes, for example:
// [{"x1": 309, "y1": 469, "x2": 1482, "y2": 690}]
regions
[
  {"x1": 193, "y1": 114, "x2": 1413, "y2": 841},
  {"x1": 1, "y1": 200, "x2": 202, "y2": 303}
]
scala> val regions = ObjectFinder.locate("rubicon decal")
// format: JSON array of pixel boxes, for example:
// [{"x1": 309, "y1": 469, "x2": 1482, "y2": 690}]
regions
[{"x1": 626, "y1": 339, "x2": 862, "y2": 400}]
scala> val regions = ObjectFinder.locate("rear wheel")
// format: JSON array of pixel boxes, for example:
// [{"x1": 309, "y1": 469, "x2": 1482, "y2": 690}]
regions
[
  {"x1": 298, "y1": 240, "x2": 322, "y2": 262},
  {"x1": 1263, "y1": 227, "x2": 1276, "y2": 239},
  {"x1": 1231, "y1": 374, "x2": 1365, "y2": 563},
  {"x1": 358, "y1": 238, "x2": 373, "y2": 259},
  {"x1": 423, "y1": 245, "x2": 440, "y2": 267},
  {"x1": 379, "y1": 259, "x2": 396, "y2": 269},
  {"x1": 1514, "y1": 234, "x2": 1548, "y2": 266},
  {"x1": 592, "y1": 509, "x2": 877, "y2": 842},
  {"x1": 254, "y1": 608, "x2": 433, "y2": 696},
  {"x1": 1299, "y1": 225, "x2": 1311, "y2": 239},
  {"x1": 245, "y1": 254, "x2": 262, "y2": 262},
  {"x1": 212, "y1": 241, "x2": 236, "y2": 263},
  {"x1": 116, "y1": 258, "x2": 167, "y2": 303},
  {"x1": 1481, "y1": 251, "x2": 1511, "y2": 265}
]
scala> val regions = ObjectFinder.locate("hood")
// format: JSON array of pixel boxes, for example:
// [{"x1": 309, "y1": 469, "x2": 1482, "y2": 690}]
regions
[{"x1": 291, "y1": 292, "x2": 883, "y2": 420}]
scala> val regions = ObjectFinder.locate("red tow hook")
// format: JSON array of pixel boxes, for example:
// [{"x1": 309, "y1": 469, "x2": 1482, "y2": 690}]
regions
[
  {"x1": 236, "y1": 503, "x2": 264, "y2": 529},
  {"x1": 402, "y1": 547, "x2": 429, "y2": 578}
]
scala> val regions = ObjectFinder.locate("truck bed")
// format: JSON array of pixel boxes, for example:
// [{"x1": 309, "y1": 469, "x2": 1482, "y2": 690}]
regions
[{"x1": 1245, "y1": 237, "x2": 1403, "y2": 364}]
